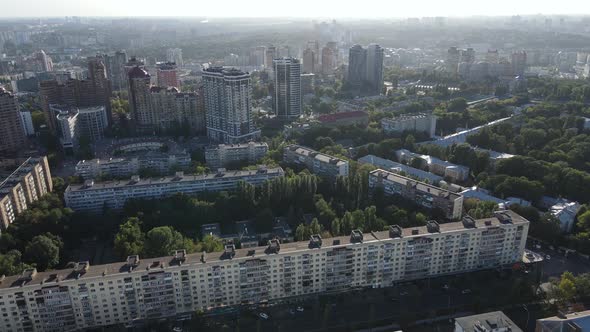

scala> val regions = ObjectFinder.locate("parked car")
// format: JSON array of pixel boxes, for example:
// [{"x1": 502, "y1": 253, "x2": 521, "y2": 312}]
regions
[
  {"x1": 296, "y1": 306, "x2": 304, "y2": 312},
  {"x1": 461, "y1": 289, "x2": 472, "y2": 294},
  {"x1": 258, "y1": 313, "x2": 269, "y2": 320}
]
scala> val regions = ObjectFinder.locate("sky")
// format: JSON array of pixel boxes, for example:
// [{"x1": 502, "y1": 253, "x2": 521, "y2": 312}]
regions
[{"x1": 1, "y1": 0, "x2": 589, "y2": 18}]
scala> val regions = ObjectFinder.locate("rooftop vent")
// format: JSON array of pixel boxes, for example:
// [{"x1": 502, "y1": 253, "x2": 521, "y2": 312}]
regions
[
  {"x1": 484, "y1": 220, "x2": 492, "y2": 226},
  {"x1": 350, "y1": 229, "x2": 364, "y2": 243},
  {"x1": 224, "y1": 243, "x2": 236, "y2": 258},
  {"x1": 19, "y1": 268, "x2": 37, "y2": 281},
  {"x1": 130, "y1": 175, "x2": 140, "y2": 184},
  {"x1": 126, "y1": 255, "x2": 140, "y2": 267},
  {"x1": 201, "y1": 251, "x2": 206, "y2": 263},
  {"x1": 462, "y1": 215, "x2": 476, "y2": 228},
  {"x1": 174, "y1": 249, "x2": 187, "y2": 263},
  {"x1": 389, "y1": 225, "x2": 403, "y2": 238},
  {"x1": 426, "y1": 220, "x2": 440, "y2": 233},
  {"x1": 83, "y1": 179, "x2": 94, "y2": 188},
  {"x1": 173, "y1": 171, "x2": 184, "y2": 180},
  {"x1": 333, "y1": 239, "x2": 341, "y2": 245},
  {"x1": 309, "y1": 234, "x2": 322, "y2": 249},
  {"x1": 215, "y1": 168, "x2": 226, "y2": 177},
  {"x1": 73, "y1": 261, "x2": 90, "y2": 274},
  {"x1": 494, "y1": 211, "x2": 513, "y2": 224},
  {"x1": 257, "y1": 165, "x2": 268, "y2": 174},
  {"x1": 267, "y1": 238, "x2": 281, "y2": 253},
  {"x1": 411, "y1": 229, "x2": 420, "y2": 235}
]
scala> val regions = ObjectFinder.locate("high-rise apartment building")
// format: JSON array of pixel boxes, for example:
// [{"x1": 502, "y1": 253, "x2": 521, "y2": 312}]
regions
[
  {"x1": 265, "y1": 46, "x2": 277, "y2": 68},
  {"x1": 511, "y1": 51, "x2": 527, "y2": 76},
  {"x1": 35, "y1": 50, "x2": 53, "y2": 72},
  {"x1": 347, "y1": 44, "x2": 384, "y2": 95},
  {"x1": 0, "y1": 210, "x2": 528, "y2": 331},
  {"x1": 166, "y1": 48, "x2": 183, "y2": 67},
  {"x1": 205, "y1": 142, "x2": 269, "y2": 170},
  {"x1": 156, "y1": 62, "x2": 178, "y2": 88},
  {"x1": 103, "y1": 50, "x2": 128, "y2": 91},
  {"x1": 306, "y1": 40, "x2": 320, "y2": 65},
  {"x1": 300, "y1": 73, "x2": 315, "y2": 95},
  {"x1": 321, "y1": 46, "x2": 336, "y2": 74},
  {"x1": 460, "y1": 48, "x2": 476, "y2": 64},
  {"x1": 127, "y1": 66, "x2": 153, "y2": 131},
  {"x1": 51, "y1": 105, "x2": 109, "y2": 151},
  {"x1": 381, "y1": 113, "x2": 437, "y2": 137},
  {"x1": 65, "y1": 167, "x2": 284, "y2": 213},
  {"x1": 202, "y1": 67, "x2": 260, "y2": 143},
  {"x1": 0, "y1": 157, "x2": 52, "y2": 229},
  {"x1": 303, "y1": 48, "x2": 315, "y2": 73},
  {"x1": 273, "y1": 58, "x2": 302, "y2": 120},
  {"x1": 0, "y1": 87, "x2": 26, "y2": 154},
  {"x1": 446, "y1": 47, "x2": 460, "y2": 74}
]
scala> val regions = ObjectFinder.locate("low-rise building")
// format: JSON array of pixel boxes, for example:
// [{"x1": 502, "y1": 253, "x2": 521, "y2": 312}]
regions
[
  {"x1": 536, "y1": 310, "x2": 590, "y2": 331},
  {"x1": 550, "y1": 199, "x2": 581, "y2": 233},
  {"x1": 0, "y1": 211, "x2": 528, "y2": 331},
  {"x1": 283, "y1": 145, "x2": 349, "y2": 179},
  {"x1": 0, "y1": 157, "x2": 53, "y2": 230},
  {"x1": 381, "y1": 113, "x2": 437, "y2": 137},
  {"x1": 317, "y1": 111, "x2": 369, "y2": 128},
  {"x1": 358, "y1": 154, "x2": 443, "y2": 184},
  {"x1": 205, "y1": 142, "x2": 268, "y2": 170},
  {"x1": 455, "y1": 311, "x2": 523, "y2": 332},
  {"x1": 369, "y1": 169, "x2": 463, "y2": 219},
  {"x1": 65, "y1": 167, "x2": 284, "y2": 213},
  {"x1": 395, "y1": 149, "x2": 470, "y2": 182}
]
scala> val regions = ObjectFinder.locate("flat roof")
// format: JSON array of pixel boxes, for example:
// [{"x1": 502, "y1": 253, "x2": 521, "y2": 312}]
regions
[
  {"x1": 286, "y1": 145, "x2": 348, "y2": 166},
  {"x1": 0, "y1": 210, "x2": 527, "y2": 291},
  {"x1": 66, "y1": 167, "x2": 283, "y2": 192},
  {"x1": 370, "y1": 169, "x2": 461, "y2": 200},
  {"x1": 455, "y1": 311, "x2": 522, "y2": 332}
]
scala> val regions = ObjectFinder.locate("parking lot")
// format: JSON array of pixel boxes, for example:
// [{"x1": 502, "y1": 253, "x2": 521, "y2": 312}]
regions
[{"x1": 526, "y1": 242, "x2": 590, "y2": 282}]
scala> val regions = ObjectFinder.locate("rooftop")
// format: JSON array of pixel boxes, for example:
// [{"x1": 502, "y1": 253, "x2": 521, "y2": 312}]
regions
[
  {"x1": 455, "y1": 311, "x2": 523, "y2": 332},
  {"x1": 286, "y1": 145, "x2": 347, "y2": 166},
  {"x1": 358, "y1": 155, "x2": 443, "y2": 184},
  {"x1": 0, "y1": 210, "x2": 528, "y2": 291},
  {"x1": 0, "y1": 158, "x2": 43, "y2": 197},
  {"x1": 370, "y1": 169, "x2": 462, "y2": 200}
]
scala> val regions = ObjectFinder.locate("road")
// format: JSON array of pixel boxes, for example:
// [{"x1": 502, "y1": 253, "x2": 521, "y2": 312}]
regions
[{"x1": 526, "y1": 243, "x2": 590, "y2": 281}]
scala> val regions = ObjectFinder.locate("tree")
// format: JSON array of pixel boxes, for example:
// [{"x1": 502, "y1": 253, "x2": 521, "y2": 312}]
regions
[
  {"x1": 310, "y1": 218, "x2": 322, "y2": 235},
  {"x1": 198, "y1": 235, "x2": 224, "y2": 253},
  {"x1": 295, "y1": 224, "x2": 307, "y2": 241},
  {"x1": 114, "y1": 217, "x2": 144, "y2": 258},
  {"x1": 144, "y1": 226, "x2": 187, "y2": 258},
  {"x1": 331, "y1": 218, "x2": 342, "y2": 236},
  {"x1": 24, "y1": 234, "x2": 62, "y2": 271},
  {"x1": 0, "y1": 250, "x2": 31, "y2": 276},
  {"x1": 577, "y1": 210, "x2": 590, "y2": 232},
  {"x1": 557, "y1": 272, "x2": 577, "y2": 303}
]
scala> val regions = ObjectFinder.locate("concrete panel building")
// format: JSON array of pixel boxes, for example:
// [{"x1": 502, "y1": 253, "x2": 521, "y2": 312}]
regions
[
  {"x1": 381, "y1": 113, "x2": 437, "y2": 137},
  {"x1": 283, "y1": 145, "x2": 349, "y2": 179},
  {"x1": 205, "y1": 142, "x2": 268, "y2": 170}
]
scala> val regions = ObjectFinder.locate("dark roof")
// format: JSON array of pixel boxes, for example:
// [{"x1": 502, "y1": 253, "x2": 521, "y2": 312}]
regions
[{"x1": 128, "y1": 66, "x2": 149, "y2": 79}]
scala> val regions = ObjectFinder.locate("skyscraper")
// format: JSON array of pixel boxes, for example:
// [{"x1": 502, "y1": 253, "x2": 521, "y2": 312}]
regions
[
  {"x1": 348, "y1": 44, "x2": 367, "y2": 91},
  {"x1": 127, "y1": 66, "x2": 153, "y2": 131},
  {"x1": 87, "y1": 56, "x2": 113, "y2": 125},
  {"x1": 460, "y1": 48, "x2": 476, "y2": 64},
  {"x1": 0, "y1": 87, "x2": 26, "y2": 154},
  {"x1": 202, "y1": 67, "x2": 260, "y2": 143},
  {"x1": 366, "y1": 44, "x2": 384, "y2": 95},
  {"x1": 273, "y1": 58, "x2": 302, "y2": 121},
  {"x1": 265, "y1": 46, "x2": 277, "y2": 69},
  {"x1": 302, "y1": 48, "x2": 315, "y2": 73},
  {"x1": 156, "y1": 62, "x2": 178, "y2": 88},
  {"x1": 103, "y1": 50, "x2": 128, "y2": 91},
  {"x1": 446, "y1": 47, "x2": 460, "y2": 74},
  {"x1": 166, "y1": 48, "x2": 183, "y2": 67}
]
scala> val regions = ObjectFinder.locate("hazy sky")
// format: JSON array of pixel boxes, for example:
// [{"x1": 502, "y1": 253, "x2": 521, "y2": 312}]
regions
[{"x1": 1, "y1": 0, "x2": 589, "y2": 18}]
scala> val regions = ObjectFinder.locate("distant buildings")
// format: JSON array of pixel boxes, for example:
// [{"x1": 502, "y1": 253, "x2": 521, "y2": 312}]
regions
[
  {"x1": 65, "y1": 167, "x2": 284, "y2": 213},
  {"x1": 273, "y1": 58, "x2": 302, "y2": 120},
  {"x1": 358, "y1": 155, "x2": 443, "y2": 184},
  {"x1": 0, "y1": 157, "x2": 52, "y2": 230},
  {"x1": 300, "y1": 73, "x2": 315, "y2": 95},
  {"x1": 429, "y1": 116, "x2": 512, "y2": 148},
  {"x1": 156, "y1": 62, "x2": 178, "y2": 88},
  {"x1": 454, "y1": 311, "x2": 522, "y2": 332},
  {"x1": 381, "y1": 113, "x2": 437, "y2": 137},
  {"x1": 511, "y1": 51, "x2": 527, "y2": 76},
  {"x1": 283, "y1": 145, "x2": 349, "y2": 179},
  {"x1": 321, "y1": 45, "x2": 336, "y2": 75},
  {"x1": 205, "y1": 142, "x2": 269, "y2": 170},
  {"x1": 166, "y1": 48, "x2": 183, "y2": 67},
  {"x1": 202, "y1": 67, "x2": 259, "y2": 143},
  {"x1": 317, "y1": 110, "x2": 369, "y2": 127},
  {"x1": 348, "y1": 44, "x2": 384, "y2": 96},
  {"x1": 103, "y1": 50, "x2": 128, "y2": 91},
  {"x1": 265, "y1": 46, "x2": 277, "y2": 69},
  {"x1": 0, "y1": 87, "x2": 26, "y2": 154},
  {"x1": 395, "y1": 149, "x2": 470, "y2": 183},
  {"x1": 302, "y1": 48, "x2": 316, "y2": 73},
  {"x1": 369, "y1": 169, "x2": 464, "y2": 219}
]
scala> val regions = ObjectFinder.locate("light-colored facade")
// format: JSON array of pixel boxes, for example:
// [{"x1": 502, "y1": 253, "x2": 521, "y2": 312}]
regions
[
  {"x1": 395, "y1": 149, "x2": 470, "y2": 183},
  {"x1": 166, "y1": 48, "x2": 183, "y2": 67},
  {"x1": 156, "y1": 62, "x2": 178, "y2": 88},
  {"x1": 53, "y1": 105, "x2": 108, "y2": 150},
  {"x1": 205, "y1": 142, "x2": 269, "y2": 170},
  {"x1": 273, "y1": 58, "x2": 302, "y2": 120},
  {"x1": 369, "y1": 169, "x2": 463, "y2": 220},
  {"x1": 358, "y1": 155, "x2": 443, "y2": 184},
  {"x1": 64, "y1": 167, "x2": 284, "y2": 213},
  {"x1": 75, "y1": 152, "x2": 191, "y2": 179},
  {"x1": 202, "y1": 67, "x2": 260, "y2": 143},
  {"x1": 283, "y1": 145, "x2": 349, "y2": 179},
  {"x1": 0, "y1": 211, "x2": 528, "y2": 332},
  {"x1": 19, "y1": 110, "x2": 35, "y2": 136},
  {"x1": 381, "y1": 113, "x2": 437, "y2": 137},
  {"x1": 0, "y1": 157, "x2": 53, "y2": 230}
]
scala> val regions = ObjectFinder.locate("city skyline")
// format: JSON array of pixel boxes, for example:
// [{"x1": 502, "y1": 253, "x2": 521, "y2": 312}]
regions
[{"x1": 1, "y1": 0, "x2": 589, "y2": 18}]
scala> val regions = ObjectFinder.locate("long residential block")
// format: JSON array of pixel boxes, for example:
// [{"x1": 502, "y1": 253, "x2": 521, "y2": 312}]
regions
[
  {"x1": 64, "y1": 167, "x2": 284, "y2": 213},
  {"x1": 0, "y1": 157, "x2": 53, "y2": 230},
  {"x1": 283, "y1": 144, "x2": 349, "y2": 179},
  {"x1": 0, "y1": 211, "x2": 528, "y2": 332},
  {"x1": 205, "y1": 142, "x2": 268, "y2": 170},
  {"x1": 369, "y1": 169, "x2": 463, "y2": 219}
]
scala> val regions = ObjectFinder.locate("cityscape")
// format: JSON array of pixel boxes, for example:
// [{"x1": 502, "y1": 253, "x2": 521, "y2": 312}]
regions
[{"x1": 1, "y1": 3, "x2": 590, "y2": 332}]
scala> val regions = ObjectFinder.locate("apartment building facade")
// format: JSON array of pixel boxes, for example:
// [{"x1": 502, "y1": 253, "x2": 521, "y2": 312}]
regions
[
  {"x1": 381, "y1": 113, "x2": 437, "y2": 138},
  {"x1": 75, "y1": 152, "x2": 191, "y2": 179},
  {"x1": 205, "y1": 142, "x2": 269, "y2": 170},
  {"x1": 369, "y1": 169, "x2": 463, "y2": 219},
  {"x1": 0, "y1": 157, "x2": 53, "y2": 230},
  {"x1": 283, "y1": 145, "x2": 349, "y2": 179},
  {"x1": 64, "y1": 167, "x2": 284, "y2": 213},
  {"x1": 0, "y1": 211, "x2": 528, "y2": 332}
]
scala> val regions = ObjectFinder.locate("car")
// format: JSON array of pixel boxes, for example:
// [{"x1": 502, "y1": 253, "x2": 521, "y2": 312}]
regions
[
  {"x1": 461, "y1": 289, "x2": 472, "y2": 294},
  {"x1": 258, "y1": 313, "x2": 269, "y2": 320},
  {"x1": 296, "y1": 306, "x2": 304, "y2": 312},
  {"x1": 400, "y1": 291, "x2": 409, "y2": 296},
  {"x1": 442, "y1": 284, "x2": 450, "y2": 290},
  {"x1": 546, "y1": 255, "x2": 551, "y2": 260}
]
